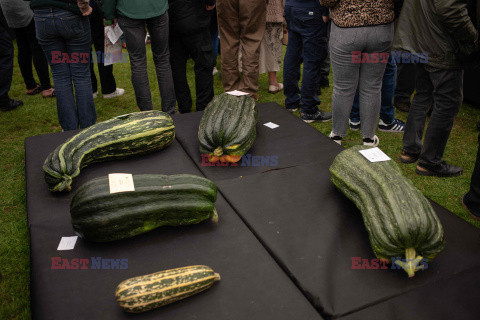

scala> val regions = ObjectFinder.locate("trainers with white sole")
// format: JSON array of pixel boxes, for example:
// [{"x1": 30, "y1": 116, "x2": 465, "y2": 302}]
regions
[
  {"x1": 363, "y1": 135, "x2": 379, "y2": 147},
  {"x1": 103, "y1": 88, "x2": 125, "y2": 99},
  {"x1": 329, "y1": 132, "x2": 342, "y2": 145},
  {"x1": 378, "y1": 118, "x2": 405, "y2": 133},
  {"x1": 349, "y1": 119, "x2": 360, "y2": 131}
]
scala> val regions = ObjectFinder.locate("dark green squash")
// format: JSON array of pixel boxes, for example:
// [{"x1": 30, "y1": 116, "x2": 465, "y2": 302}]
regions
[
  {"x1": 329, "y1": 145, "x2": 445, "y2": 277},
  {"x1": 198, "y1": 93, "x2": 258, "y2": 163},
  {"x1": 70, "y1": 174, "x2": 218, "y2": 242},
  {"x1": 43, "y1": 111, "x2": 175, "y2": 192}
]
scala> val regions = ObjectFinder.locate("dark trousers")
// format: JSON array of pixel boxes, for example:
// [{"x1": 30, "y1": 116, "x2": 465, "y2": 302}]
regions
[
  {"x1": 0, "y1": 22, "x2": 13, "y2": 105},
  {"x1": 284, "y1": 5, "x2": 328, "y2": 113},
  {"x1": 14, "y1": 19, "x2": 52, "y2": 91},
  {"x1": 89, "y1": 9, "x2": 116, "y2": 95},
  {"x1": 394, "y1": 62, "x2": 416, "y2": 104},
  {"x1": 169, "y1": 29, "x2": 215, "y2": 113},
  {"x1": 464, "y1": 133, "x2": 480, "y2": 216},
  {"x1": 402, "y1": 64, "x2": 463, "y2": 166},
  {"x1": 319, "y1": 19, "x2": 331, "y2": 83}
]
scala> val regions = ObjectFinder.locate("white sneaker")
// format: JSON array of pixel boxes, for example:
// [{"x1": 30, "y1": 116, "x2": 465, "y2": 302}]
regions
[
  {"x1": 93, "y1": 92, "x2": 98, "y2": 99},
  {"x1": 212, "y1": 67, "x2": 218, "y2": 76},
  {"x1": 329, "y1": 132, "x2": 342, "y2": 145},
  {"x1": 103, "y1": 88, "x2": 125, "y2": 99},
  {"x1": 363, "y1": 135, "x2": 379, "y2": 147}
]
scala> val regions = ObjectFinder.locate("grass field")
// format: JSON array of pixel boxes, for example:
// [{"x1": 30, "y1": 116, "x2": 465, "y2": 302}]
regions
[{"x1": 1, "y1": 44, "x2": 479, "y2": 319}]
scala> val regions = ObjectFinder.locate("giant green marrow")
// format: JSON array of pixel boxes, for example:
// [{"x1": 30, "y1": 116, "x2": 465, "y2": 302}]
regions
[
  {"x1": 43, "y1": 111, "x2": 175, "y2": 192},
  {"x1": 329, "y1": 146, "x2": 445, "y2": 277},
  {"x1": 70, "y1": 174, "x2": 218, "y2": 242},
  {"x1": 198, "y1": 93, "x2": 258, "y2": 163}
]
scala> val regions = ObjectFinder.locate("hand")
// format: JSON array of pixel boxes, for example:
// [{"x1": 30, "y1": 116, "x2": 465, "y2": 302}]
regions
[
  {"x1": 322, "y1": 16, "x2": 329, "y2": 23},
  {"x1": 206, "y1": 4, "x2": 216, "y2": 10},
  {"x1": 82, "y1": 6, "x2": 93, "y2": 16}
]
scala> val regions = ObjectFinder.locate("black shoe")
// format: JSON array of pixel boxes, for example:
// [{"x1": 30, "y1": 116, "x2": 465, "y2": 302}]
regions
[
  {"x1": 0, "y1": 99, "x2": 23, "y2": 112},
  {"x1": 319, "y1": 79, "x2": 330, "y2": 88},
  {"x1": 394, "y1": 99, "x2": 410, "y2": 113},
  {"x1": 462, "y1": 194, "x2": 480, "y2": 221},
  {"x1": 301, "y1": 109, "x2": 332, "y2": 123},
  {"x1": 400, "y1": 150, "x2": 420, "y2": 164},
  {"x1": 416, "y1": 161, "x2": 463, "y2": 177}
]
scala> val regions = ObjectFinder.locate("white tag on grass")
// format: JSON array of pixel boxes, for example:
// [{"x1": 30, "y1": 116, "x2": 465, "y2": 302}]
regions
[
  {"x1": 109, "y1": 173, "x2": 135, "y2": 194},
  {"x1": 264, "y1": 122, "x2": 279, "y2": 129},
  {"x1": 57, "y1": 236, "x2": 78, "y2": 251},
  {"x1": 359, "y1": 147, "x2": 391, "y2": 162}
]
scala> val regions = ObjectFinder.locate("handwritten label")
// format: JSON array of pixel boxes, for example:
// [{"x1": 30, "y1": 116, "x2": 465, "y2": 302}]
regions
[
  {"x1": 109, "y1": 173, "x2": 135, "y2": 194},
  {"x1": 57, "y1": 236, "x2": 78, "y2": 251},
  {"x1": 359, "y1": 147, "x2": 391, "y2": 162}
]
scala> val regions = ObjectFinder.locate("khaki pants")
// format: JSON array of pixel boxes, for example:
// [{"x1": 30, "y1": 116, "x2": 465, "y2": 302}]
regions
[{"x1": 217, "y1": 0, "x2": 266, "y2": 94}]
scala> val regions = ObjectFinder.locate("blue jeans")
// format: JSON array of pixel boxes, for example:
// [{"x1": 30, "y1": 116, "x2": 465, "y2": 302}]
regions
[
  {"x1": 350, "y1": 56, "x2": 396, "y2": 124},
  {"x1": 34, "y1": 8, "x2": 96, "y2": 131},
  {"x1": 283, "y1": 5, "x2": 327, "y2": 114}
]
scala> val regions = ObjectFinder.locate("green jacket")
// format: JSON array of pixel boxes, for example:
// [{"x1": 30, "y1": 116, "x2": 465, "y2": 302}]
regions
[
  {"x1": 392, "y1": 0, "x2": 478, "y2": 69},
  {"x1": 102, "y1": 0, "x2": 169, "y2": 24}
]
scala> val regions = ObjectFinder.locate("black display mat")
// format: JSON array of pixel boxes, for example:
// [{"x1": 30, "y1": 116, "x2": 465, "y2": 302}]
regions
[
  {"x1": 216, "y1": 161, "x2": 480, "y2": 319},
  {"x1": 172, "y1": 102, "x2": 343, "y2": 182},
  {"x1": 25, "y1": 132, "x2": 324, "y2": 320}
]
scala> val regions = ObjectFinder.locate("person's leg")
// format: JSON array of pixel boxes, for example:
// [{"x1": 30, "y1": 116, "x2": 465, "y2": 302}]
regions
[
  {"x1": 418, "y1": 68, "x2": 463, "y2": 166},
  {"x1": 147, "y1": 12, "x2": 176, "y2": 114},
  {"x1": 118, "y1": 15, "x2": 153, "y2": 110},
  {"x1": 394, "y1": 61, "x2": 416, "y2": 111},
  {"x1": 62, "y1": 13, "x2": 96, "y2": 129},
  {"x1": 217, "y1": 0, "x2": 241, "y2": 91},
  {"x1": 283, "y1": 6, "x2": 302, "y2": 110},
  {"x1": 26, "y1": 19, "x2": 53, "y2": 91},
  {"x1": 0, "y1": 22, "x2": 16, "y2": 108},
  {"x1": 463, "y1": 133, "x2": 480, "y2": 218},
  {"x1": 189, "y1": 30, "x2": 215, "y2": 112},
  {"x1": 330, "y1": 23, "x2": 362, "y2": 137},
  {"x1": 169, "y1": 34, "x2": 191, "y2": 113},
  {"x1": 319, "y1": 19, "x2": 331, "y2": 88},
  {"x1": 402, "y1": 63, "x2": 434, "y2": 158},
  {"x1": 349, "y1": 90, "x2": 361, "y2": 125},
  {"x1": 238, "y1": 0, "x2": 266, "y2": 95},
  {"x1": 90, "y1": 46, "x2": 99, "y2": 94},
  {"x1": 357, "y1": 23, "x2": 393, "y2": 140},
  {"x1": 90, "y1": 12, "x2": 117, "y2": 95},
  {"x1": 13, "y1": 26, "x2": 38, "y2": 91},
  {"x1": 379, "y1": 56, "x2": 396, "y2": 124}
]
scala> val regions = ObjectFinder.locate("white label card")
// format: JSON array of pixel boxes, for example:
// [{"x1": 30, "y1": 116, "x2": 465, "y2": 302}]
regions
[
  {"x1": 359, "y1": 147, "x2": 391, "y2": 162},
  {"x1": 226, "y1": 90, "x2": 250, "y2": 96},
  {"x1": 109, "y1": 173, "x2": 135, "y2": 194},
  {"x1": 264, "y1": 122, "x2": 279, "y2": 129},
  {"x1": 57, "y1": 236, "x2": 78, "y2": 251}
]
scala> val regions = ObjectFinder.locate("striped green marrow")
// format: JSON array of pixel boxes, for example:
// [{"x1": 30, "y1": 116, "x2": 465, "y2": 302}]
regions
[
  {"x1": 70, "y1": 174, "x2": 218, "y2": 242},
  {"x1": 115, "y1": 265, "x2": 221, "y2": 313},
  {"x1": 198, "y1": 93, "x2": 258, "y2": 163},
  {"x1": 329, "y1": 146, "x2": 445, "y2": 277},
  {"x1": 43, "y1": 111, "x2": 175, "y2": 192}
]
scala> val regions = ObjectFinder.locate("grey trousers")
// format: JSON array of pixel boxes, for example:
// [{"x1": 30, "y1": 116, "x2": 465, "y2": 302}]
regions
[{"x1": 330, "y1": 23, "x2": 394, "y2": 138}]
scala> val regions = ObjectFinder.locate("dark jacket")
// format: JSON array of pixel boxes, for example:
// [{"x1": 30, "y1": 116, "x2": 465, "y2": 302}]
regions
[
  {"x1": 392, "y1": 0, "x2": 478, "y2": 69},
  {"x1": 168, "y1": 0, "x2": 214, "y2": 35},
  {"x1": 30, "y1": 0, "x2": 89, "y2": 15}
]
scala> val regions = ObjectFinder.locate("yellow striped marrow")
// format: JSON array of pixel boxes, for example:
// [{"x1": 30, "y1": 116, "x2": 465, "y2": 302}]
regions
[
  {"x1": 43, "y1": 111, "x2": 175, "y2": 192},
  {"x1": 115, "y1": 265, "x2": 221, "y2": 313}
]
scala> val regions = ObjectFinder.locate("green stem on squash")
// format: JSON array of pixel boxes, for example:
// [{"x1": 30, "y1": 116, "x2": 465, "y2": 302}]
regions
[
  {"x1": 394, "y1": 247, "x2": 424, "y2": 278},
  {"x1": 213, "y1": 147, "x2": 223, "y2": 157},
  {"x1": 211, "y1": 208, "x2": 219, "y2": 223}
]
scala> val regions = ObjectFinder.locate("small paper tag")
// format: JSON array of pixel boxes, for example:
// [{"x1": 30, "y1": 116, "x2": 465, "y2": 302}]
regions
[
  {"x1": 57, "y1": 236, "x2": 78, "y2": 251},
  {"x1": 264, "y1": 122, "x2": 279, "y2": 129},
  {"x1": 359, "y1": 147, "x2": 391, "y2": 162},
  {"x1": 109, "y1": 173, "x2": 135, "y2": 194},
  {"x1": 226, "y1": 90, "x2": 250, "y2": 96}
]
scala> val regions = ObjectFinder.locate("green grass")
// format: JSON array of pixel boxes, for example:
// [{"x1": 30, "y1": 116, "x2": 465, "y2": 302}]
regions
[{"x1": 1, "y1": 43, "x2": 480, "y2": 319}]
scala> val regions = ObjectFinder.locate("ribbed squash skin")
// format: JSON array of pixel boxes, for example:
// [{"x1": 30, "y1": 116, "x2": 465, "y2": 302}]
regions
[
  {"x1": 43, "y1": 111, "x2": 175, "y2": 192},
  {"x1": 329, "y1": 146, "x2": 445, "y2": 276},
  {"x1": 116, "y1": 265, "x2": 221, "y2": 313},
  {"x1": 198, "y1": 93, "x2": 258, "y2": 163},
  {"x1": 70, "y1": 174, "x2": 218, "y2": 242}
]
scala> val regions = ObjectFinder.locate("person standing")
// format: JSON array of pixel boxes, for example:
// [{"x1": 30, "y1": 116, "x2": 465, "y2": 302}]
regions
[
  {"x1": 321, "y1": 0, "x2": 401, "y2": 146},
  {"x1": 30, "y1": 0, "x2": 96, "y2": 131},
  {"x1": 89, "y1": 0, "x2": 124, "y2": 99},
  {"x1": 0, "y1": 10, "x2": 23, "y2": 111},
  {"x1": 393, "y1": 62, "x2": 415, "y2": 112},
  {"x1": 102, "y1": 0, "x2": 176, "y2": 113},
  {"x1": 259, "y1": 0, "x2": 285, "y2": 94},
  {"x1": 0, "y1": 0, "x2": 54, "y2": 98},
  {"x1": 394, "y1": 0, "x2": 478, "y2": 177},
  {"x1": 284, "y1": 0, "x2": 331, "y2": 122},
  {"x1": 216, "y1": 0, "x2": 266, "y2": 100},
  {"x1": 168, "y1": 0, "x2": 216, "y2": 113}
]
